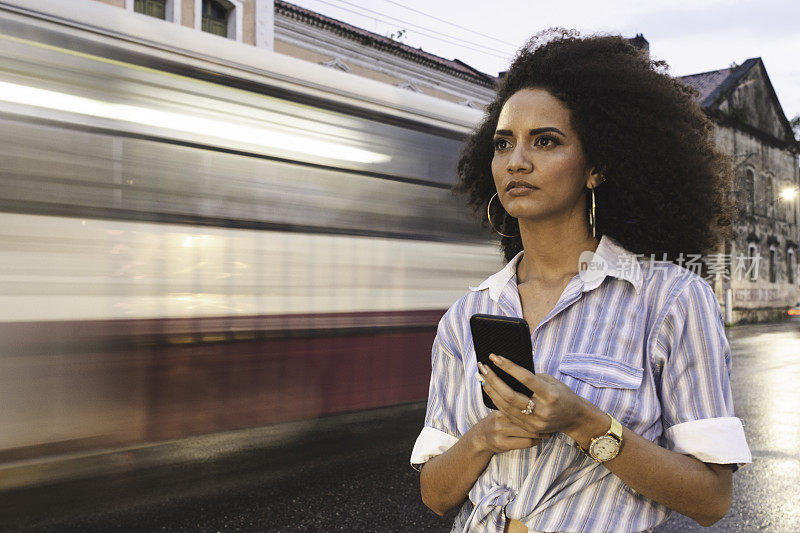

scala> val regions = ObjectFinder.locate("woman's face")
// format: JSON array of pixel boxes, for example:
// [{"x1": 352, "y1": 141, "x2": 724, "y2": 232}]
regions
[{"x1": 491, "y1": 87, "x2": 594, "y2": 223}]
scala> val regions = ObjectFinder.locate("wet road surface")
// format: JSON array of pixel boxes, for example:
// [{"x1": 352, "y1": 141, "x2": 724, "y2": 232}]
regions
[{"x1": 3, "y1": 322, "x2": 799, "y2": 532}]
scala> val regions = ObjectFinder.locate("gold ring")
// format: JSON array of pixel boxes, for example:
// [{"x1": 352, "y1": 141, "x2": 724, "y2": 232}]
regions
[{"x1": 521, "y1": 396, "x2": 536, "y2": 415}]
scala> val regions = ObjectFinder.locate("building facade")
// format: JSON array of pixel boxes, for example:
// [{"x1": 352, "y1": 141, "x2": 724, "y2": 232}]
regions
[
  {"x1": 272, "y1": 1, "x2": 496, "y2": 107},
  {"x1": 89, "y1": 0, "x2": 496, "y2": 106},
  {"x1": 91, "y1": 0, "x2": 274, "y2": 47},
  {"x1": 680, "y1": 59, "x2": 800, "y2": 323}
]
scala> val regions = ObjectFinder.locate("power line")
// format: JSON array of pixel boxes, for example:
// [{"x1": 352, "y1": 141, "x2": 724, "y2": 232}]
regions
[
  {"x1": 302, "y1": 0, "x2": 515, "y2": 60},
  {"x1": 379, "y1": 0, "x2": 519, "y2": 49},
  {"x1": 311, "y1": 0, "x2": 514, "y2": 56}
]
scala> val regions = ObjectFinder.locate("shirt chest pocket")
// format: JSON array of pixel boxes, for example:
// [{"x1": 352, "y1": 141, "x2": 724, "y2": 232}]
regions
[{"x1": 557, "y1": 353, "x2": 644, "y2": 428}]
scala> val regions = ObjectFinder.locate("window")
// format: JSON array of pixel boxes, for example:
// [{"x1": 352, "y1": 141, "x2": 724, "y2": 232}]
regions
[
  {"x1": 747, "y1": 243, "x2": 758, "y2": 282},
  {"x1": 766, "y1": 176, "x2": 774, "y2": 218},
  {"x1": 195, "y1": 0, "x2": 241, "y2": 41},
  {"x1": 789, "y1": 249, "x2": 796, "y2": 285},
  {"x1": 126, "y1": 0, "x2": 179, "y2": 22},
  {"x1": 769, "y1": 246, "x2": 777, "y2": 283},
  {"x1": 126, "y1": 0, "x2": 179, "y2": 21},
  {"x1": 134, "y1": 0, "x2": 166, "y2": 19},
  {"x1": 202, "y1": 0, "x2": 229, "y2": 36},
  {"x1": 781, "y1": 180, "x2": 797, "y2": 224},
  {"x1": 745, "y1": 169, "x2": 754, "y2": 215}
]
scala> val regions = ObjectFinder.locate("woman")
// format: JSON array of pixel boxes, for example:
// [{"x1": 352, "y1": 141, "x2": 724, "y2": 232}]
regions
[{"x1": 409, "y1": 28, "x2": 752, "y2": 533}]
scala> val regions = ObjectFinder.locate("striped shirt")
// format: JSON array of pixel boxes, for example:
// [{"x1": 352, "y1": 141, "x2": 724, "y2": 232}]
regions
[{"x1": 410, "y1": 234, "x2": 751, "y2": 533}]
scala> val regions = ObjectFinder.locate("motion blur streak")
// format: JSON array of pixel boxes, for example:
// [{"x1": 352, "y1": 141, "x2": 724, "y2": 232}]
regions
[
  {"x1": 0, "y1": 2, "x2": 498, "y2": 483},
  {"x1": 0, "y1": 80, "x2": 390, "y2": 164},
  {"x1": 0, "y1": 212, "x2": 497, "y2": 322}
]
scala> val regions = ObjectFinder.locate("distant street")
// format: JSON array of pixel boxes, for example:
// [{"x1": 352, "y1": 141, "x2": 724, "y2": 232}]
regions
[{"x1": 6, "y1": 322, "x2": 800, "y2": 533}]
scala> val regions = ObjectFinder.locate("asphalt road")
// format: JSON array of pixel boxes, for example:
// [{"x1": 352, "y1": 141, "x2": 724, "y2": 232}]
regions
[{"x1": 4, "y1": 321, "x2": 799, "y2": 532}]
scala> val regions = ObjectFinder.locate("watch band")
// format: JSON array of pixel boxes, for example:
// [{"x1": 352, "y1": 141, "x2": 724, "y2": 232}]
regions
[{"x1": 607, "y1": 415, "x2": 623, "y2": 441}]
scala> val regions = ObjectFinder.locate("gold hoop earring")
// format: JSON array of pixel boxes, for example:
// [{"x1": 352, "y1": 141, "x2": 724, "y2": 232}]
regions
[
  {"x1": 487, "y1": 192, "x2": 518, "y2": 238},
  {"x1": 589, "y1": 186, "x2": 597, "y2": 238}
]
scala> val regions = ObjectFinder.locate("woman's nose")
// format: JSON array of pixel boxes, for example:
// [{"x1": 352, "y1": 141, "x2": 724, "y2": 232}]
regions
[{"x1": 506, "y1": 146, "x2": 532, "y2": 173}]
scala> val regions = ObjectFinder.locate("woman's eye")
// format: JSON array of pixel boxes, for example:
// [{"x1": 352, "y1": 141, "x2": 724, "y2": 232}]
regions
[
  {"x1": 494, "y1": 138, "x2": 510, "y2": 151},
  {"x1": 535, "y1": 136, "x2": 559, "y2": 148}
]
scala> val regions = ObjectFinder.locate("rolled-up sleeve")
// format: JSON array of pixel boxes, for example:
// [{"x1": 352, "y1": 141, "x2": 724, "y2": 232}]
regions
[
  {"x1": 650, "y1": 278, "x2": 751, "y2": 468},
  {"x1": 410, "y1": 309, "x2": 465, "y2": 472}
]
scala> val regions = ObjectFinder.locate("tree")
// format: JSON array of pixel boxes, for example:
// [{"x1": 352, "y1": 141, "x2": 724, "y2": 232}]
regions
[
  {"x1": 387, "y1": 28, "x2": 407, "y2": 42},
  {"x1": 791, "y1": 113, "x2": 800, "y2": 141}
]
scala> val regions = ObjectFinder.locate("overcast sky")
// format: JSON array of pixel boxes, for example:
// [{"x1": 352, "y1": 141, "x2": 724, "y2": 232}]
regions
[{"x1": 287, "y1": 0, "x2": 800, "y2": 123}]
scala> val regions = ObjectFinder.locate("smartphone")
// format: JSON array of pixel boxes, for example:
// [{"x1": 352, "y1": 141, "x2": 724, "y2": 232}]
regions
[{"x1": 469, "y1": 313, "x2": 535, "y2": 410}]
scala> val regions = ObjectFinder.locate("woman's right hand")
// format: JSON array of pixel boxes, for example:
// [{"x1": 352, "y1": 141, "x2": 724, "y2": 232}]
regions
[{"x1": 471, "y1": 410, "x2": 552, "y2": 454}]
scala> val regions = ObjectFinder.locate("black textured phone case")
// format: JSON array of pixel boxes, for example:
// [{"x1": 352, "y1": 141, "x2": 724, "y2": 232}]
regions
[{"x1": 470, "y1": 314, "x2": 535, "y2": 410}]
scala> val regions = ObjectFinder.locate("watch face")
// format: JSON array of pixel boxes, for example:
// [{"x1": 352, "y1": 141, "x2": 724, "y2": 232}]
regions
[{"x1": 590, "y1": 436, "x2": 620, "y2": 461}]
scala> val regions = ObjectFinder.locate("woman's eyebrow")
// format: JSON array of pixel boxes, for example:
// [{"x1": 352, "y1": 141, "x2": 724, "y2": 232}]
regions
[{"x1": 494, "y1": 127, "x2": 566, "y2": 136}]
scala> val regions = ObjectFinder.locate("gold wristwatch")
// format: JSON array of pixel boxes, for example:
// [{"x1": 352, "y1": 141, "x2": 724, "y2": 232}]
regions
[{"x1": 578, "y1": 413, "x2": 623, "y2": 462}]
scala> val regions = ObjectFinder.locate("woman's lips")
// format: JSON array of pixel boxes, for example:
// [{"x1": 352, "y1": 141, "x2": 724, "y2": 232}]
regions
[{"x1": 508, "y1": 186, "x2": 538, "y2": 196}]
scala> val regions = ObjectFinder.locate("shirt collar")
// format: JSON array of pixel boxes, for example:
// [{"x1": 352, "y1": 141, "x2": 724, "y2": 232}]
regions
[{"x1": 468, "y1": 234, "x2": 643, "y2": 302}]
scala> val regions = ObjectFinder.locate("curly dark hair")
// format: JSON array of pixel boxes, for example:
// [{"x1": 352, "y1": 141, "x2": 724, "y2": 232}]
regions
[{"x1": 452, "y1": 28, "x2": 735, "y2": 275}]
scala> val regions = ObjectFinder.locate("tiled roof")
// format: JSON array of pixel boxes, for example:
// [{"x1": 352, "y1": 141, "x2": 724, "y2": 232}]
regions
[
  {"x1": 274, "y1": 0, "x2": 497, "y2": 87},
  {"x1": 679, "y1": 57, "x2": 798, "y2": 150},
  {"x1": 678, "y1": 58, "x2": 759, "y2": 109}
]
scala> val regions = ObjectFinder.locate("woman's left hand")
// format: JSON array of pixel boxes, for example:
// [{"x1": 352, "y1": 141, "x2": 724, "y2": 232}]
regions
[{"x1": 479, "y1": 353, "x2": 603, "y2": 440}]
